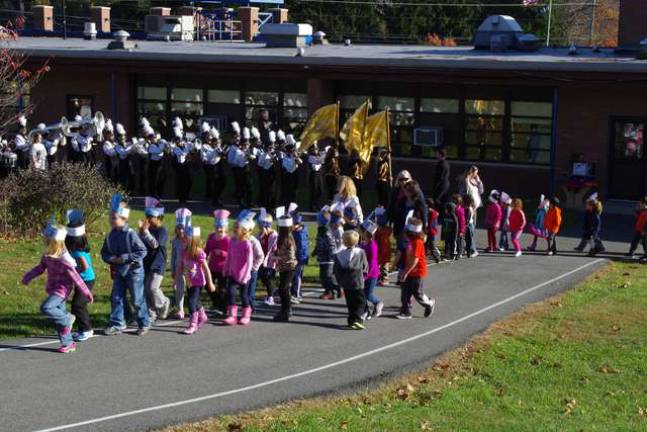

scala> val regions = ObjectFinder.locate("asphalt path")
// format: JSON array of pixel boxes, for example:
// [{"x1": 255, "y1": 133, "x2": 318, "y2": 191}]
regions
[{"x1": 0, "y1": 228, "x2": 631, "y2": 432}]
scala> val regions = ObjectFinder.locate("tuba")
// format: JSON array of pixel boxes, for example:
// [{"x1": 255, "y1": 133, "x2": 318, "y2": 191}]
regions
[{"x1": 27, "y1": 116, "x2": 68, "y2": 141}]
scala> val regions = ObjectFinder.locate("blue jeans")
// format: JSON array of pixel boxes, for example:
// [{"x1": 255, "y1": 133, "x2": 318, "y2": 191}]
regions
[
  {"x1": 466, "y1": 222, "x2": 477, "y2": 254},
  {"x1": 291, "y1": 263, "x2": 305, "y2": 298},
  {"x1": 364, "y1": 277, "x2": 380, "y2": 306},
  {"x1": 499, "y1": 229, "x2": 509, "y2": 250},
  {"x1": 109, "y1": 269, "x2": 149, "y2": 328},
  {"x1": 41, "y1": 295, "x2": 74, "y2": 346},
  {"x1": 247, "y1": 269, "x2": 259, "y2": 307}
]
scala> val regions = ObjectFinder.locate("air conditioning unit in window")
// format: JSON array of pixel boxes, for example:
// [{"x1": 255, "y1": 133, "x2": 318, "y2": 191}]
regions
[{"x1": 414, "y1": 127, "x2": 444, "y2": 147}]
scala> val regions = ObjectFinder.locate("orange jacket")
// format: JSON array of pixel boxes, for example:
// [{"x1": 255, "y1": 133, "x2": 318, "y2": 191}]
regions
[{"x1": 544, "y1": 206, "x2": 562, "y2": 234}]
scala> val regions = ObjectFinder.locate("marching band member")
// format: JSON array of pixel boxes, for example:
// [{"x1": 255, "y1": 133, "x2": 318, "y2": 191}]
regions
[
  {"x1": 307, "y1": 142, "x2": 325, "y2": 211},
  {"x1": 135, "y1": 118, "x2": 152, "y2": 195},
  {"x1": 228, "y1": 122, "x2": 252, "y2": 209},
  {"x1": 257, "y1": 130, "x2": 277, "y2": 210},
  {"x1": 280, "y1": 134, "x2": 301, "y2": 208},
  {"x1": 114, "y1": 123, "x2": 134, "y2": 191},
  {"x1": 147, "y1": 122, "x2": 170, "y2": 198},
  {"x1": 15, "y1": 115, "x2": 30, "y2": 169},
  {"x1": 43, "y1": 128, "x2": 63, "y2": 167},
  {"x1": 199, "y1": 121, "x2": 215, "y2": 203},
  {"x1": 257, "y1": 108, "x2": 273, "y2": 144},
  {"x1": 101, "y1": 120, "x2": 119, "y2": 183},
  {"x1": 0, "y1": 135, "x2": 17, "y2": 178},
  {"x1": 201, "y1": 122, "x2": 227, "y2": 207},
  {"x1": 70, "y1": 116, "x2": 94, "y2": 165},
  {"x1": 171, "y1": 124, "x2": 192, "y2": 204},
  {"x1": 375, "y1": 148, "x2": 392, "y2": 207},
  {"x1": 322, "y1": 145, "x2": 341, "y2": 202},
  {"x1": 349, "y1": 149, "x2": 365, "y2": 200}
]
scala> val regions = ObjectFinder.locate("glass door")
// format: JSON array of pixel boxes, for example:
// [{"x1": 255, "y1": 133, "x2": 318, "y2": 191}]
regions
[{"x1": 609, "y1": 119, "x2": 647, "y2": 199}]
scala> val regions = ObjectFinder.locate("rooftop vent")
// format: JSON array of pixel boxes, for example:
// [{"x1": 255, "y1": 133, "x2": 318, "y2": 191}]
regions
[
  {"x1": 107, "y1": 30, "x2": 136, "y2": 50},
  {"x1": 473, "y1": 15, "x2": 540, "y2": 51},
  {"x1": 261, "y1": 23, "x2": 313, "y2": 48}
]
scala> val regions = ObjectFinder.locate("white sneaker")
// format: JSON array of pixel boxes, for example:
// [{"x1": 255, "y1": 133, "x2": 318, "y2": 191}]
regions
[
  {"x1": 515, "y1": 251, "x2": 522, "y2": 257},
  {"x1": 72, "y1": 330, "x2": 94, "y2": 342},
  {"x1": 547, "y1": 251, "x2": 554, "y2": 256},
  {"x1": 469, "y1": 251, "x2": 479, "y2": 258},
  {"x1": 159, "y1": 300, "x2": 171, "y2": 320},
  {"x1": 264, "y1": 297, "x2": 275, "y2": 306},
  {"x1": 373, "y1": 301, "x2": 384, "y2": 318}
]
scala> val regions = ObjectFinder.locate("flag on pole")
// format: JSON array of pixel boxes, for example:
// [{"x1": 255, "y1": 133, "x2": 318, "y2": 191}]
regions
[
  {"x1": 364, "y1": 110, "x2": 390, "y2": 155},
  {"x1": 339, "y1": 100, "x2": 370, "y2": 154},
  {"x1": 299, "y1": 103, "x2": 339, "y2": 152}
]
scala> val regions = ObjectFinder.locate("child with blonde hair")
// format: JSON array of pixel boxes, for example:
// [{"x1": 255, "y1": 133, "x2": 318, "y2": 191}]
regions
[
  {"x1": 178, "y1": 223, "x2": 215, "y2": 335},
  {"x1": 23, "y1": 222, "x2": 93, "y2": 353},
  {"x1": 334, "y1": 230, "x2": 368, "y2": 329},
  {"x1": 508, "y1": 199, "x2": 526, "y2": 257},
  {"x1": 257, "y1": 209, "x2": 279, "y2": 306},
  {"x1": 223, "y1": 211, "x2": 255, "y2": 325}
]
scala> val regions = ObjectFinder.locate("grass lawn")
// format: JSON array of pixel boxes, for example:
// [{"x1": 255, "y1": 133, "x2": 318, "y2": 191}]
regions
[
  {"x1": 0, "y1": 210, "x2": 322, "y2": 339},
  {"x1": 158, "y1": 261, "x2": 647, "y2": 432}
]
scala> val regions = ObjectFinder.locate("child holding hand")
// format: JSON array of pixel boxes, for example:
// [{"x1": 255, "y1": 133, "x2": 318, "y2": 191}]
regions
[
  {"x1": 204, "y1": 209, "x2": 231, "y2": 314},
  {"x1": 508, "y1": 199, "x2": 526, "y2": 257},
  {"x1": 484, "y1": 190, "x2": 502, "y2": 253}
]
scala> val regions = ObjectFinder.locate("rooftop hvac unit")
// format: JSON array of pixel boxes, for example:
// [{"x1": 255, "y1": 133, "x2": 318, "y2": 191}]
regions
[
  {"x1": 146, "y1": 15, "x2": 194, "y2": 41},
  {"x1": 414, "y1": 127, "x2": 444, "y2": 147}
]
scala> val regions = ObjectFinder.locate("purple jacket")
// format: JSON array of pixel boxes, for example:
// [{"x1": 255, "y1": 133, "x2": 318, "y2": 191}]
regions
[
  {"x1": 22, "y1": 255, "x2": 91, "y2": 300},
  {"x1": 485, "y1": 201, "x2": 502, "y2": 229},
  {"x1": 361, "y1": 239, "x2": 380, "y2": 280}
]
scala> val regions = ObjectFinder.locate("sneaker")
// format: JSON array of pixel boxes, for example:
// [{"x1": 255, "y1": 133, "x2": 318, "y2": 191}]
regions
[
  {"x1": 72, "y1": 330, "x2": 94, "y2": 342},
  {"x1": 373, "y1": 301, "x2": 384, "y2": 319},
  {"x1": 264, "y1": 296, "x2": 276, "y2": 306},
  {"x1": 104, "y1": 325, "x2": 127, "y2": 336},
  {"x1": 290, "y1": 296, "x2": 301, "y2": 305},
  {"x1": 137, "y1": 326, "x2": 151, "y2": 336},
  {"x1": 469, "y1": 251, "x2": 479, "y2": 258},
  {"x1": 57, "y1": 343, "x2": 77, "y2": 354},
  {"x1": 396, "y1": 312, "x2": 412, "y2": 320},
  {"x1": 350, "y1": 321, "x2": 365, "y2": 330},
  {"x1": 515, "y1": 251, "x2": 522, "y2": 257},
  {"x1": 159, "y1": 300, "x2": 171, "y2": 320},
  {"x1": 626, "y1": 253, "x2": 637, "y2": 259},
  {"x1": 547, "y1": 251, "x2": 554, "y2": 256},
  {"x1": 319, "y1": 292, "x2": 334, "y2": 300},
  {"x1": 424, "y1": 298, "x2": 436, "y2": 318},
  {"x1": 173, "y1": 310, "x2": 185, "y2": 320},
  {"x1": 361, "y1": 311, "x2": 369, "y2": 321}
]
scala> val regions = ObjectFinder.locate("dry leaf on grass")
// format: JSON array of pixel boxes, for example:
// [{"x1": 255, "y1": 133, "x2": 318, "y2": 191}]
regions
[
  {"x1": 563, "y1": 398, "x2": 577, "y2": 416},
  {"x1": 340, "y1": 420, "x2": 349, "y2": 430},
  {"x1": 598, "y1": 365, "x2": 620, "y2": 374},
  {"x1": 420, "y1": 420, "x2": 433, "y2": 430},
  {"x1": 639, "y1": 407, "x2": 647, "y2": 418}
]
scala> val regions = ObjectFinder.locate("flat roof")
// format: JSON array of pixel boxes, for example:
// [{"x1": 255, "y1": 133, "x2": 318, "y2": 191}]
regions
[{"x1": 7, "y1": 37, "x2": 647, "y2": 73}]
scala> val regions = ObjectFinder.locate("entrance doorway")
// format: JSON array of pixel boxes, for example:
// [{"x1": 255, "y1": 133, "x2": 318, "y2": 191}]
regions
[{"x1": 609, "y1": 118, "x2": 647, "y2": 200}]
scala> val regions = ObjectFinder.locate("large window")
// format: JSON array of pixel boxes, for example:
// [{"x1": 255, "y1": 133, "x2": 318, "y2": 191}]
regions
[
  {"x1": 244, "y1": 91, "x2": 279, "y2": 129},
  {"x1": 614, "y1": 121, "x2": 644, "y2": 160},
  {"x1": 464, "y1": 99, "x2": 505, "y2": 161},
  {"x1": 510, "y1": 102, "x2": 552, "y2": 164},
  {"x1": 170, "y1": 88, "x2": 203, "y2": 135},
  {"x1": 283, "y1": 92, "x2": 308, "y2": 136},
  {"x1": 419, "y1": 98, "x2": 460, "y2": 158},
  {"x1": 137, "y1": 86, "x2": 167, "y2": 133},
  {"x1": 377, "y1": 96, "x2": 415, "y2": 156}
]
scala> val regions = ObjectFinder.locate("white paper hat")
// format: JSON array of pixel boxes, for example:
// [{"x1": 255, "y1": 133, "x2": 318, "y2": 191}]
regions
[
  {"x1": 277, "y1": 216, "x2": 293, "y2": 227},
  {"x1": 104, "y1": 119, "x2": 114, "y2": 134},
  {"x1": 242, "y1": 127, "x2": 251, "y2": 140},
  {"x1": 144, "y1": 196, "x2": 165, "y2": 217},
  {"x1": 140, "y1": 116, "x2": 150, "y2": 129},
  {"x1": 200, "y1": 121, "x2": 211, "y2": 133},
  {"x1": 186, "y1": 225, "x2": 201, "y2": 238},
  {"x1": 276, "y1": 129, "x2": 286, "y2": 142},
  {"x1": 231, "y1": 121, "x2": 241, "y2": 135},
  {"x1": 268, "y1": 130, "x2": 277, "y2": 143},
  {"x1": 251, "y1": 126, "x2": 261, "y2": 140},
  {"x1": 285, "y1": 134, "x2": 296, "y2": 147},
  {"x1": 361, "y1": 219, "x2": 378, "y2": 235},
  {"x1": 237, "y1": 210, "x2": 256, "y2": 231},
  {"x1": 405, "y1": 209, "x2": 422, "y2": 233},
  {"x1": 44, "y1": 222, "x2": 67, "y2": 241},
  {"x1": 210, "y1": 127, "x2": 220, "y2": 140},
  {"x1": 175, "y1": 208, "x2": 192, "y2": 227},
  {"x1": 65, "y1": 209, "x2": 86, "y2": 237}
]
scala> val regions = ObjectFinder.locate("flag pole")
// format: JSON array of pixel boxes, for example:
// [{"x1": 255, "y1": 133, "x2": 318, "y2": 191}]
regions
[
  {"x1": 386, "y1": 108, "x2": 393, "y2": 185},
  {"x1": 546, "y1": 0, "x2": 554, "y2": 47}
]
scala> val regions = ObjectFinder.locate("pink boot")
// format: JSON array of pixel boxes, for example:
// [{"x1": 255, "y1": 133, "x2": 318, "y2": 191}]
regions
[
  {"x1": 238, "y1": 306, "x2": 252, "y2": 325},
  {"x1": 183, "y1": 312, "x2": 199, "y2": 335},
  {"x1": 223, "y1": 305, "x2": 238, "y2": 326},
  {"x1": 197, "y1": 307, "x2": 208, "y2": 328}
]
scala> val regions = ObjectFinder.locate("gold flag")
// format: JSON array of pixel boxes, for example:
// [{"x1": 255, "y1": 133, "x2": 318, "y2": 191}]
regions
[
  {"x1": 299, "y1": 103, "x2": 339, "y2": 152},
  {"x1": 364, "y1": 110, "x2": 390, "y2": 152},
  {"x1": 339, "y1": 100, "x2": 370, "y2": 154}
]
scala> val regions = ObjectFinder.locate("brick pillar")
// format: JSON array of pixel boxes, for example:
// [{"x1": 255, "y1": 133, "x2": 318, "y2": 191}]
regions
[
  {"x1": 149, "y1": 7, "x2": 171, "y2": 16},
  {"x1": 307, "y1": 78, "x2": 335, "y2": 116},
  {"x1": 618, "y1": 0, "x2": 646, "y2": 48},
  {"x1": 33, "y1": 5, "x2": 54, "y2": 32},
  {"x1": 238, "y1": 6, "x2": 259, "y2": 42},
  {"x1": 269, "y1": 8, "x2": 288, "y2": 24},
  {"x1": 91, "y1": 6, "x2": 111, "y2": 33}
]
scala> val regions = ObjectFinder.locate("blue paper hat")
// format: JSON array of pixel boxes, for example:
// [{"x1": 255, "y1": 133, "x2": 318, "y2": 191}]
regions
[
  {"x1": 66, "y1": 209, "x2": 84, "y2": 225},
  {"x1": 110, "y1": 193, "x2": 130, "y2": 218},
  {"x1": 258, "y1": 208, "x2": 273, "y2": 228},
  {"x1": 374, "y1": 207, "x2": 388, "y2": 226},
  {"x1": 175, "y1": 208, "x2": 192, "y2": 227},
  {"x1": 144, "y1": 196, "x2": 164, "y2": 218},
  {"x1": 43, "y1": 215, "x2": 67, "y2": 241},
  {"x1": 316, "y1": 205, "x2": 331, "y2": 227},
  {"x1": 237, "y1": 210, "x2": 257, "y2": 230}
]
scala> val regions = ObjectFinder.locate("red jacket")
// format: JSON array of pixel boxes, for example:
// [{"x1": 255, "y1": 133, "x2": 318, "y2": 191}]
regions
[
  {"x1": 635, "y1": 209, "x2": 647, "y2": 233},
  {"x1": 427, "y1": 208, "x2": 439, "y2": 238},
  {"x1": 508, "y1": 209, "x2": 526, "y2": 232}
]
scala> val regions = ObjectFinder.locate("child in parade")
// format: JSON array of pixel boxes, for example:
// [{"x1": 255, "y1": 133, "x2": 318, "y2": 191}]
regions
[
  {"x1": 171, "y1": 208, "x2": 190, "y2": 319},
  {"x1": 453, "y1": 194, "x2": 466, "y2": 259},
  {"x1": 247, "y1": 217, "x2": 265, "y2": 312},
  {"x1": 360, "y1": 218, "x2": 383, "y2": 319},
  {"x1": 290, "y1": 205, "x2": 309, "y2": 304},
  {"x1": 101, "y1": 195, "x2": 150, "y2": 336},
  {"x1": 313, "y1": 205, "x2": 342, "y2": 301},
  {"x1": 442, "y1": 200, "x2": 459, "y2": 260},
  {"x1": 178, "y1": 224, "x2": 215, "y2": 334},
  {"x1": 484, "y1": 190, "x2": 502, "y2": 253},
  {"x1": 498, "y1": 192, "x2": 512, "y2": 251},
  {"x1": 527, "y1": 195, "x2": 549, "y2": 251},
  {"x1": 627, "y1": 197, "x2": 647, "y2": 258},
  {"x1": 574, "y1": 194, "x2": 606, "y2": 256},
  {"x1": 320, "y1": 208, "x2": 346, "y2": 299},
  {"x1": 463, "y1": 194, "x2": 478, "y2": 258},
  {"x1": 334, "y1": 230, "x2": 369, "y2": 329},
  {"x1": 374, "y1": 207, "x2": 393, "y2": 286},
  {"x1": 273, "y1": 211, "x2": 298, "y2": 322},
  {"x1": 425, "y1": 198, "x2": 442, "y2": 264},
  {"x1": 23, "y1": 222, "x2": 93, "y2": 353},
  {"x1": 257, "y1": 209, "x2": 279, "y2": 306},
  {"x1": 65, "y1": 209, "x2": 96, "y2": 342},
  {"x1": 397, "y1": 216, "x2": 435, "y2": 320},
  {"x1": 223, "y1": 211, "x2": 255, "y2": 326},
  {"x1": 509, "y1": 199, "x2": 527, "y2": 257},
  {"x1": 139, "y1": 197, "x2": 171, "y2": 322},
  {"x1": 544, "y1": 197, "x2": 563, "y2": 256},
  {"x1": 204, "y1": 209, "x2": 231, "y2": 314}
]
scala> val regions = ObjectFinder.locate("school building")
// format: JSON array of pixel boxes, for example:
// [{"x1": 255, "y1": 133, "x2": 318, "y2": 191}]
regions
[{"x1": 8, "y1": 0, "x2": 647, "y2": 203}]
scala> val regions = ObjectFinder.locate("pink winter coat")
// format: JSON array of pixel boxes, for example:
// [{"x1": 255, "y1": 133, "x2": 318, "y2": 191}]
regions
[{"x1": 485, "y1": 201, "x2": 502, "y2": 230}]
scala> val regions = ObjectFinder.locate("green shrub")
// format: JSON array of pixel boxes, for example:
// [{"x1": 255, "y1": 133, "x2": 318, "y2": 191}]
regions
[{"x1": 0, "y1": 163, "x2": 122, "y2": 237}]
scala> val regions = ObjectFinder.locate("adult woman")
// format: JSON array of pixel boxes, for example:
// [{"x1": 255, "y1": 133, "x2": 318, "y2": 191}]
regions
[
  {"x1": 387, "y1": 170, "x2": 413, "y2": 239},
  {"x1": 332, "y1": 176, "x2": 364, "y2": 226},
  {"x1": 463, "y1": 165, "x2": 484, "y2": 211}
]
